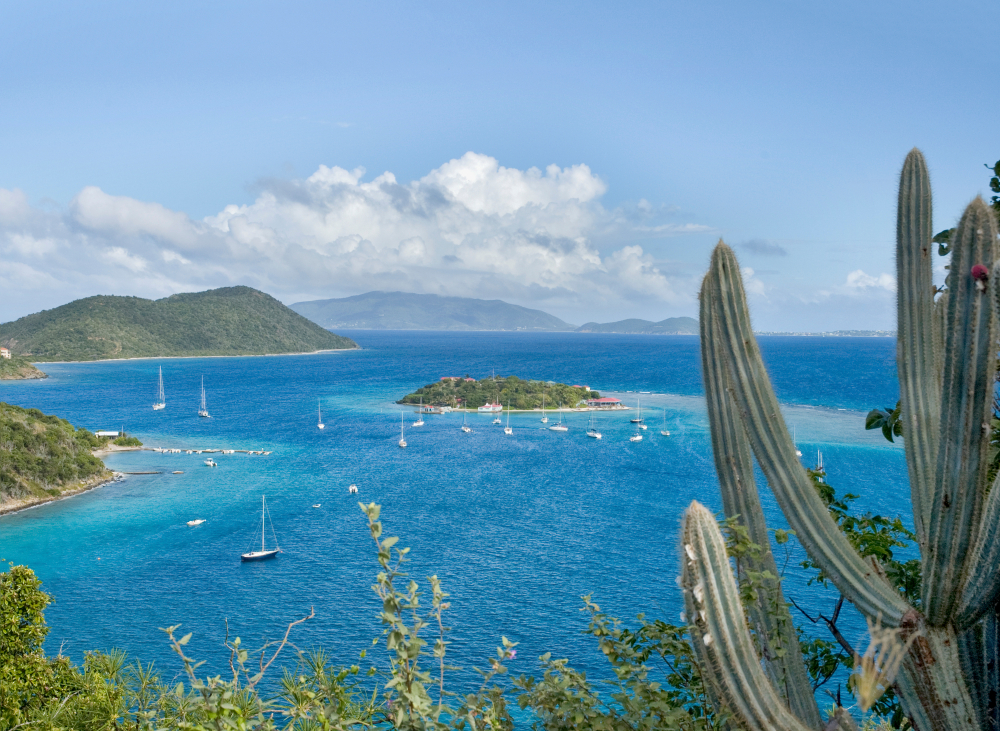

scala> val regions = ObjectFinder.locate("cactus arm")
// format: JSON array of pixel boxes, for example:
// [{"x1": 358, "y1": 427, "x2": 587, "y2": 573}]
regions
[
  {"x1": 956, "y1": 469, "x2": 1000, "y2": 628},
  {"x1": 896, "y1": 148, "x2": 939, "y2": 546},
  {"x1": 681, "y1": 501, "x2": 814, "y2": 731},
  {"x1": 704, "y1": 243, "x2": 911, "y2": 625},
  {"x1": 700, "y1": 272, "x2": 823, "y2": 728},
  {"x1": 922, "y1": 197, "x2": 998, "y2": 625}
]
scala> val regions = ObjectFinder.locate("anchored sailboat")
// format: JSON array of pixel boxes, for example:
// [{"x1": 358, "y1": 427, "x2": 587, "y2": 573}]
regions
[
  {"x1": 660, "y1": 408, "x2": 670, "y2": 437},
  {"x1": 198, "y1": 377, "x2": 210, "y2": 418},
  {"x1": 461, "y1": 409, "x2": 472, "y2": 433},
  {"x1": 241, "y1": 496, "x2": 280, "y2": 562},
  {"x1": 413, "y1": 397, "x2": 424, "y2": 427},
  {"x1": 398, "y1": 411, "x2": 407, "y2": 448},
  {"x1": 630, "y1": 398, "x2": 643, "y2": 424},
  {"x1": 318, "y1": 399, "x2": 325, "y2": 430},
  {"x1": 548, "y1": 404, "x2": 568, "y2": 432},
  {"x1": 586, "y1": 410, "x2": 602, "y2": 439},
  {"x1": 540, "y1": 391, "x2": 548, "y2": 423},
  {"x1": 152, "y1": 367, "x2": 165, "y2": 410},
  {"x1": 504, "y1": 401, "x2": 513, "y2": 435}
]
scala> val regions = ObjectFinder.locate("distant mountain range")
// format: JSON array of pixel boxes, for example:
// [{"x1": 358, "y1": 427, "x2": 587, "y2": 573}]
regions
[
  {"x1": 290, "y1": 291, "x2": 576, "y2": 331},
  {"x1": 574, "y1": 317, "x2": 699, "y2": 335},
  {"x1": 1, "y1": 286, "x2": 357, "y2": 361},
  {"x1": 291, "y1": 291, "x2": 699, "y2": 334}
]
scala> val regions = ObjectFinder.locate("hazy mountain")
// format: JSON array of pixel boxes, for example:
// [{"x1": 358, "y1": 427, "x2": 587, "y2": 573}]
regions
[
  {"x1": 574, "y1": 317, "x2": 699, "y2": 334},
  {"x1": 290, "y1": 291, "x2": 576, "y2": 331},
  {"x1": 0, "y1": 286, "x2": 357, "y2": 361}
]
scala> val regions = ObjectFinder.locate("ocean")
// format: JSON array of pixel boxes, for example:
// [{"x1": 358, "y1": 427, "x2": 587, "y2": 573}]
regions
[{"x1": 0, "y1": 331, "x2": 907, "y2": 698}]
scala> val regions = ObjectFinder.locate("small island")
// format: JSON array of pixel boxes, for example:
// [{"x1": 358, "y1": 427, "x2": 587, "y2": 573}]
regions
[
  {"x1": 0, "y1": 356, "x2": 48, "y2": 380},
  {"x1": 398, "y1": 375, "x2": 606, "y2": 410}
]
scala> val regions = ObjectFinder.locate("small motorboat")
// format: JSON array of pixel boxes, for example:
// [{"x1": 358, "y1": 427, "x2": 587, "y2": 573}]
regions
[
  {"x1": 172, "y1": 471, "x2": 183, "y2": 474},
  {"x1": 204, "y1": 458, "x2": 217, "y2": 467},
  {"x1": 187, "y1": 519, "x2": 205, "y2": 526},
  {"x1": 348, "y1": 484, "x2": 358, "y2": 494},
  {"x1": 312, "y1": 504, "x2": 321, "y2": 508},
  {"x1": 630, "y1": 433, "x2": 643, "y2": 443}
]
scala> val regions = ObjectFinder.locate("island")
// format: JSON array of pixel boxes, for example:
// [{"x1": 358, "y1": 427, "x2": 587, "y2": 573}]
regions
[
  {"x1": 291, "y1": 291, "x2": 576, "y2": 331},
  {"x1": 0, "y1": 356, "x2": 48, "y2": 380},
  {"x1": 0, "y1": 403, "x2": 137, "y2": 515},
  {"x1": 574, "y1": 316, "x2": 698, "y2": 334},
  {"x1": 398, "y1": 375, "x2": 604, "y2": 410},
  {"x1": 0, "y1": 286, "x2": 358, "y2": 362}
]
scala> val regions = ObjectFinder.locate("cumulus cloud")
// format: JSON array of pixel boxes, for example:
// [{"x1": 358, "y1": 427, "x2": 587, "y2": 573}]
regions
[
  {"x1": 0, "y1": 152, "x2": 714, "y2": 323},
  {"x1": 845, "y1": 269, "x2": 896, "y2": 292}
]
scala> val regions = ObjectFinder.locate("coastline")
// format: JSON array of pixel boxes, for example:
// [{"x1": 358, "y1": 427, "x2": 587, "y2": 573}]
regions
[
  {"x1": 24, "y1": 346, "x2": 360, "y2": 366},
  {"x1": 0, "y1": 471, "x2": 118, "y2": 518}
]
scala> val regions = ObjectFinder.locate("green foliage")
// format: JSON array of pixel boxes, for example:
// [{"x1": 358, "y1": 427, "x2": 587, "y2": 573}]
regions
[
  {"x1": 0, "y1": 355, "x2": 47, "y2": 380},
  {"x1": 0, "y1": 286, "x2": 357, "y2": 361},
  {"x1": 987, "y1": 159, "x2": 1000, "y2": 217},
  {"x1": 0, "y1": 402, "x2": 112, "y2": 504},
  {"x1": 114, "y1": 434, "x2": 144, "y2": 447},
  {"x1": 865, "y1": 401, "x2": 902, "y2": 443},
  {"x1": 399, "y1": 376, "x2": 598, "y2": 410}
]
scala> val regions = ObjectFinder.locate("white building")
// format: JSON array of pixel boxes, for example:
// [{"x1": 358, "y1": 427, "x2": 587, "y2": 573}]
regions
[{"x1": 0, "y1": 347, "x2": 10, "y2": 360}]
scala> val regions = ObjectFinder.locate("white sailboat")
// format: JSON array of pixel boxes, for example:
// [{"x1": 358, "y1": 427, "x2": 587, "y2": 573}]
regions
[
  {"x1": 198, "y1": 377, "x2": 210, "y2": 418},
  {"x1": 398, "y1": 411, "x2": 407, "y2": 448},
  {"x1": 629, "y1": 428, "x2": 643, "y2": 443},
  {"x1": 413, "y1": 397, "x2": 425, "y2": 427},
  {"x1": 493, "y1": 393, "x2": 502, "y2": 425},
  {"x1": 504, "y1": 401, "x2": 513, "y2": 435},
  {"x1": 152, "y1": 367, "x2": 165, "y2": 410},
  {"x1": 660, "y1": 408, "x2": 670, "y2": 437},
  {"x1": 549, "y1": 404, "x2": 568, "y2": 432},
  {"x1": 461, "y1": 410, "x2": 472, "y2": 433},
  {"x1": 630, "y1": 398, "x2": 643, "y2": 424},
  {"x1": 540, "y1": 391, "x2": 548, "y2": 423},
  {"x1": 241, "y1": 496, "x2": 280, "y2": 562},
  {"x1": 586, "y1": 410, "x2": 602, "y2": 439},
  {"x1": 317, "y1": 399, "x2": 325, "y2": 430},
  {"x1": 793, "y1": 425, "x2": 802, "y2": 457}
]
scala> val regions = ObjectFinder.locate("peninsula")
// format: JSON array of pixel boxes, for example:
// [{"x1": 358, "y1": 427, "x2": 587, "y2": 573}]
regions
[
  {"x1": 0, "y1": 356, "x2": 48, "y2": 380},
  {"x1": 0, "y1": 286, "x2": 358, "y2": 362},
  {"x1": 0, "y1": 403, "x2": 120, "y2": 515},
  {"x1": 398, "y1": 375, "x2": 599, "y2": 410},
  {"x1": 575, "y1": 316, "x2": 698, "y2": 334}
]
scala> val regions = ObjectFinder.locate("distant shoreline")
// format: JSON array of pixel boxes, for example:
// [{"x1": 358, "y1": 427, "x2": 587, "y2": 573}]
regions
[
  {"x1": 0, "y1": 472, "x2": 117, "y2": 518},
  {"x1": 22, "y1": 347, "x2": 360, "y2": 366}
]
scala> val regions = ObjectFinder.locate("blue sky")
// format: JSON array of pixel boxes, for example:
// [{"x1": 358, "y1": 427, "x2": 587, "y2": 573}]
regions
[{"x1": 1, "y1": 1, "x2": 997, "y2": 330}]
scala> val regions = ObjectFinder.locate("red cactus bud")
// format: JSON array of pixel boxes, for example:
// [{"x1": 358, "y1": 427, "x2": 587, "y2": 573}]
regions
[{"x1": 972, "y1": 264, "x2": 989, "y2": 281}]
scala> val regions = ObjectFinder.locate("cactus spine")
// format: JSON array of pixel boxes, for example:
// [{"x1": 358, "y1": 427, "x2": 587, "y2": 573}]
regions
[{"x1": 685, "y1": 148, "x2": 1000, "y2": 730}]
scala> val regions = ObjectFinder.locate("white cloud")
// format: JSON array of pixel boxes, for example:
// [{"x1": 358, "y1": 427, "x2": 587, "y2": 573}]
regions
[
  {"x1": 845, "y1": 269, "x2": 896, "y2": 292},
  {"x1": 0, "y1": 153, "x2": 709, "y2": 323}
]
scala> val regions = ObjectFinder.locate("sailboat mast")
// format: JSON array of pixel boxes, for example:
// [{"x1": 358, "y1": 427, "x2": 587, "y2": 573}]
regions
[{"x1": 261, "y1": 496, "x2": 265, "y2": 552}]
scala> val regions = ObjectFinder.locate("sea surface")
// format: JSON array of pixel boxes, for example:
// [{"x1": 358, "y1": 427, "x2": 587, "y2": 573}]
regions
[{"x1": 0, "y1": 331, "x2": 907, "y2": 701}]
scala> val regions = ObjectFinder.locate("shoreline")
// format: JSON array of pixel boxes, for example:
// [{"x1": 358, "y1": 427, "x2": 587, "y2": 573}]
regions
[
  {"x1": 24, "y1": 346, "x2": 360, "y2": 366},
  {"x1": 0, "y1": 471, "x2": 118, "y2": 518}
]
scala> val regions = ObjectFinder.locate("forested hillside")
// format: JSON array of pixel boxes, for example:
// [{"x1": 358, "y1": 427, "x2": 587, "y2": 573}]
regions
[{"x1": 1, "y1": 287, "x2": 358, "y2": 361}]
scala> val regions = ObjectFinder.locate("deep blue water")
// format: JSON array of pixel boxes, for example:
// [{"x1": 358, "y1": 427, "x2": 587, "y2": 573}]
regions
[{"x1": 0, "y1": 332, "x2": 907, "y2": 702}]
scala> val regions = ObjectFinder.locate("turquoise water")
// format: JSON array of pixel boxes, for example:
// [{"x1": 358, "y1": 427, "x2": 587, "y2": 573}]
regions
[{"x1": 0, "y1": 332, "x2": 907, "y2": 692}]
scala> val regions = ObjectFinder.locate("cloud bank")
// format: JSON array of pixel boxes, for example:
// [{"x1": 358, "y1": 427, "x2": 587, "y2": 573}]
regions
[{"x1": 0, "y1": 152, "x2": 710, "y2": 323}]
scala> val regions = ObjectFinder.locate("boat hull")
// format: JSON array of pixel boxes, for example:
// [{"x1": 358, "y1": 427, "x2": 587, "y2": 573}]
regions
[{"x1": 241, "y1": 550, "x2": 279, "y2": 562}]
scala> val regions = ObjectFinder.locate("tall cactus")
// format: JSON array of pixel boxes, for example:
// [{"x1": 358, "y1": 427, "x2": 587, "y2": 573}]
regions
[{"x1": 684, "y1": 148, "x2": 1000, "y2": 730}]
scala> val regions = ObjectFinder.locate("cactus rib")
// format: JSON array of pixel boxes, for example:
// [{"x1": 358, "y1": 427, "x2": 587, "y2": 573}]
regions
[
  {"x1": 956, "y1": 473, "x2": 1000, "y2": 627},
  {"x1": 700, "y1": 271, "x2": 822, "y2": 728},
  {"x1": 896, "y1": 148, "x2": 938, "y2": 545},
  {"x1": 681, "y1": 501, "x2": 814, "y2": 731},
  {"x1": 923, "y1": 197, "x2": 998, "y2": 625},
  {"x1": 704, "y1": 243, "x2": 910, "y2": 625}
]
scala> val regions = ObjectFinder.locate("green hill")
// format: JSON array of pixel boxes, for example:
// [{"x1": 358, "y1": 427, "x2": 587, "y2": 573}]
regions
[
  {"x1": 0, "y1": 287, "x2": 358, "y2": 361},
  {"x1": 398, "y1": 375, "x2": 598, "y2": 410},
  {"x1": 291, "y1": 291, "x2": 576, "y2": 331},
  {"x1": 0, "y1": 403, "x2": 112, "y2": 512},
  {"x1": 575, "y1": 316, "x2": 698, "y2": 334}
]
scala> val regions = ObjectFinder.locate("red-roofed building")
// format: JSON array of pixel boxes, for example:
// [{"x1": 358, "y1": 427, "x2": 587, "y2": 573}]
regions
[{"x1": 587, "y1": 397, "x2": 622, "y2": 409}]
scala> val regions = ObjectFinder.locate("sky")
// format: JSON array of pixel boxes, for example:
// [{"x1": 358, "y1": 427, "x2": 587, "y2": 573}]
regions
[{"x1": 1, "y1": 1, "x2": 998, "y2": 331}]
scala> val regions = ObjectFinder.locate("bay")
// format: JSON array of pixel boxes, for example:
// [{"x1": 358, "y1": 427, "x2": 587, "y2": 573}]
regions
[{"x1": 0, "y1": 332, "x2": 907, "y2": 694}]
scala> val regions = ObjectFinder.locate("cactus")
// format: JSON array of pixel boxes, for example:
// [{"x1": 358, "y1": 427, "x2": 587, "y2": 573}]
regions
[{"x1": 684, "y1": 148, "x2": 1000, "y2": 730}]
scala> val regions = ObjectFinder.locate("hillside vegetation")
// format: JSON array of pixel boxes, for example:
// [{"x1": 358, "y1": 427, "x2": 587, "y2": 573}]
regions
[
  {"x1": 0, "y1": 357, "x2": 47, "y2": 380},
  {"x1": 0, "y1": 402, "x2": 112, "y2": 508},
  {"x1": 399, "y1": 375, "x2": 598, "y2": 410},
  {"x1": 292, "y1": 291, "x2": 576, "y2": 331},
  {"x1": 575, "y1": 316, "x2": 699, "y2": 334},
  {"x1": 1, "y1": 286, "x2": 358, "y2": 361}
]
